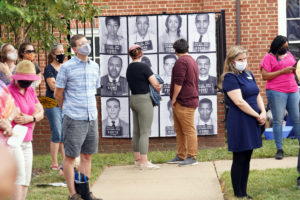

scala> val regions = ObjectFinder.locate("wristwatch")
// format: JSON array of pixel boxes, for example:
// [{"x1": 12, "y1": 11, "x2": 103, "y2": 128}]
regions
[{"x1": 33, "y1": 116, "x2": 36, "y2": 122}]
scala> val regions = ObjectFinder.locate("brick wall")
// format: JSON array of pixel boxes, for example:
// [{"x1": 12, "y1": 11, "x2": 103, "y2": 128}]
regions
[{"x1": 32, "y1": 0, "x2": 278, "y2": 154}]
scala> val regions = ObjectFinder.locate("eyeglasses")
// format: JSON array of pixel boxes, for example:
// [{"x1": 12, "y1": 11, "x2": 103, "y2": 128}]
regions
[{"x1": 24, "y1": 50, "x2": 36, "y2": 54}]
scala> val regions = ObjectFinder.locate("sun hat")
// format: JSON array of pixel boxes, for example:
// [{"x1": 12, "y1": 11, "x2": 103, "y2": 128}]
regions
[{"x1": 11, "y1": 60, "x2": 41, "y2": 81}]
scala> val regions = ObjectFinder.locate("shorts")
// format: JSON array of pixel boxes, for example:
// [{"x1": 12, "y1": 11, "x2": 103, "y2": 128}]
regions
[
  {"x1": 45, "y1": 106, "x2": 63, "y2": 143},
  {"x1": 11, "y1": 141, "x2": 33, "y2": 186},
  {"x1": 62, "y1": 115, "x2": 99, "y2": 158}
]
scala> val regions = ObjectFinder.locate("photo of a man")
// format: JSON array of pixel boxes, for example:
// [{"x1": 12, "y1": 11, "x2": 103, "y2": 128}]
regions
[
  {"x1": 100, "y1": 16, "x2": 127, "y2": 54},
  {"x1": 159, "y1": 97, "x2": 176, "y2": 137},
  {"x1": 102, "y1": 97, "x2": 129, "y2": 137},
  {"x1": 196, "y1": 97, "x2": 217, "y2": 135},
  {"x1": 100, "y1": 55, "x2": 128, "y2": 96},
  {"x1": 188, "y1": 13, "x2": 216, "y2": 52},
  {"x1": 129, "y1": 16, "x2": 157, "y2": 52},
  {"x1": 160, "y1": 54, "x2": 177, "y2": 95},
  {"x1": 196, "y1": 55, "x2": 217, "y2": 95}
]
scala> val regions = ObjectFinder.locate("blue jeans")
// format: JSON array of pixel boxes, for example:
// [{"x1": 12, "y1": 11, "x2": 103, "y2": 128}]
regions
[
  {"x1": 45, "y1": 106, "x2": 63, "y2": 143},
  {"x1": 266, "y1": 89, "x2": 300, "y2": 149}
]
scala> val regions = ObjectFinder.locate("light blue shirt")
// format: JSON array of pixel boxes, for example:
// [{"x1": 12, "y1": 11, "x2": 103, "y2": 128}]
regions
[{"x1": 55, "y1": 56, "x2": 100, "y2": 121}]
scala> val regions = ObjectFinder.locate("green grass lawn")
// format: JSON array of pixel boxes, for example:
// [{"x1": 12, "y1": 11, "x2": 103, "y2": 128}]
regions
[{"x1": 27, "y1": 138, "x2": 299, "y2": 199}]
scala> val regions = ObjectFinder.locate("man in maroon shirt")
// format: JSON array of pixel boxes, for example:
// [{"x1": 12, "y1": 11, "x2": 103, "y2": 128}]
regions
[{"x1": 167, "y1": 38, "x2": 199, "y2": 166}]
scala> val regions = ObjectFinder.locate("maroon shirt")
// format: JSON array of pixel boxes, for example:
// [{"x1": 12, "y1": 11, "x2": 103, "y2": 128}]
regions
[{"x1": 170, "y1": 54, "x2": 199, "y2": 108}]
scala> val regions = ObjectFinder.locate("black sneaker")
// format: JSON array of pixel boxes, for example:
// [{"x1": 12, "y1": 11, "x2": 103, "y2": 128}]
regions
[
  {"x1": 178, "y1": 157, "x2": 198, "y2": 166},
  {"x1": 275, "y1": 149, "x2": 284, "y2": 160},
  {"x1": 166, "y1": 155, "x2": 184, "y2": 164},
  {"x1": 297, "y1": 177, "x2": 300, "y2": 190}
]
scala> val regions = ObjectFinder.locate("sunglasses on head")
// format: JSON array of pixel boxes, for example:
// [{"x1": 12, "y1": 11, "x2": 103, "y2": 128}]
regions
[{"x1": 24, "y1": 50, "x2": 36, "y2": 54}]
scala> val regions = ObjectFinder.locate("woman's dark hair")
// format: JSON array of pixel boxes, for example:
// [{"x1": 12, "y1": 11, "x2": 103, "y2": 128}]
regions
[
  {"x1": 129, "y1": 47, "x2": 143, "y2": 59},
  {"x1": 269, "y1": 35, "x2": 288, "y2": 57},
  {"x1": 48, "y1": 43, "x2": 63, "y2": 63},
  {"x1": 165, "y1": 15, "x2": 182, "y2": 37},
  {"x1": 18, "y1": 42, "x2": 34, "y2": 59},
  {"x1": 0, "y1": 43, "x2": 11, "y2": 62},
  {"x1": 173, "y1": 38, "x2": 189, "y2": 53}
]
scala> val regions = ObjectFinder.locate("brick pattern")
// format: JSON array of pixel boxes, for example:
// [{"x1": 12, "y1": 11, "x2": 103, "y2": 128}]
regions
[{"x1": 33, "y1": 0, "x2": 278, "y2": 153}]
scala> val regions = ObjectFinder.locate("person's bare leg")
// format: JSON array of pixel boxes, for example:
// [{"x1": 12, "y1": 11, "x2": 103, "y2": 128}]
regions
[
  {"x1": 78, "y1": 154, "x2": 92, "y2": 178},
  {"x1": 134, "y1": 152, "x2": 140, "y2": 162},
  {"x1": 63, "y1": 156, "x2": 76, "y2": 197},
  {"x1": 140, "y1": 154, "x2": 148, "y2": 164},
  {"x1": 59, "y1": 143, "x2": 65, "y2": 162},
  {"x1": 50, "y1": 142, "x2": 59, "y2": 167},
  {"x1": 21, "y1": 186, "x2": 28, "y2": 200}
]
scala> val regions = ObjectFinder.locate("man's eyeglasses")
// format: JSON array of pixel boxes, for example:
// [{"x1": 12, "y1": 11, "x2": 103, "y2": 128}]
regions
[{"x1": 24, "y1": 50, "x2": 36, "y2": 54}]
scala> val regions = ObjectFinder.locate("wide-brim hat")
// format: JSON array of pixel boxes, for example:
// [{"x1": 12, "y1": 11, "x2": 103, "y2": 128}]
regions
[{"x1": 11, "y1": 60, "x2": 41, "y2": 81}]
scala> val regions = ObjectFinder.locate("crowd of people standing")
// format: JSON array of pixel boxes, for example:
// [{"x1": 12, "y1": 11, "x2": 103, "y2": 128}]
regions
[{"x1": 0, "y1": 33, "x2": 300, "y2": 200}]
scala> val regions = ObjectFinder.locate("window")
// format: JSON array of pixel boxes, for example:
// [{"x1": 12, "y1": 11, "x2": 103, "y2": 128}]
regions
[{"x1": 279, "y1": 0, "x2": 300, "y2": 60}]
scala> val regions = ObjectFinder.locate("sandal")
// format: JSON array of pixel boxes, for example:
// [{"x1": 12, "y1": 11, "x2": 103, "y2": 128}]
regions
[{"x1": 50, "y1": 164, "x2": 60, "y2": 170}]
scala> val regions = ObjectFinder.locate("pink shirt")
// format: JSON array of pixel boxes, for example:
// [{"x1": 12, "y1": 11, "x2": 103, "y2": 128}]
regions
[
  {"x1": 260, "y1": 52, "x2": 298, "y2": 93},
  {"x1": 8, "y1": 83, "x2": 39, "y2": 141}
]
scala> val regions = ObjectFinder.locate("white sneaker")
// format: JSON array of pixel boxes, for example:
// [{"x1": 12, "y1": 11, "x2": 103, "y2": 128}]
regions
[
  {"x1": 134, "y1": 161, "x2": 140, "y2": 168},
  {"x1": 139, "y1": 161, "x2": 160, "y2": 170}
]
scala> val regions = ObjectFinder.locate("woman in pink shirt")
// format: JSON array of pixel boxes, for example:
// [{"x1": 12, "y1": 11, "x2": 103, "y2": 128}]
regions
[
  {"x1": 260, "y1": 35, "x2": 300, "y2": 160},
  {"x1": 8, "y1": 60, "x2": 44, "y2": 200}
]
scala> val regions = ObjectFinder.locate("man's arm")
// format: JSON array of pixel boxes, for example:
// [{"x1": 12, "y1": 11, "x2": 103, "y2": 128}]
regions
[
  {"x1": 54, "y1": 87, "x2": 65, "y2": 108},
  {"x1": 171, "y1": 84, "x2": 182, "y2": 108}
]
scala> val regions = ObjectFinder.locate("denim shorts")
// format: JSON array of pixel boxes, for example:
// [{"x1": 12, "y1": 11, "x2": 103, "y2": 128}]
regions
[
  {"x1": 45, "y1": 106, "x2": 63, "y2": 143},
  {"x1": 62, "y1": 115, "x2": 99, "y2": 158}
]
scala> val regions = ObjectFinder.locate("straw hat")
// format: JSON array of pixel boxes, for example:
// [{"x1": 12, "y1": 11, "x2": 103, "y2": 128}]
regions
[{"x1": 11, "y1": 60, "x2": 40, "y2": 81}]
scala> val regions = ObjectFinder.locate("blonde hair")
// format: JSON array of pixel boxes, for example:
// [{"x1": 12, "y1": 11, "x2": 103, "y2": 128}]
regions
[{"x1": 220, "y1": 46, "x2": 248, "y2": 86}]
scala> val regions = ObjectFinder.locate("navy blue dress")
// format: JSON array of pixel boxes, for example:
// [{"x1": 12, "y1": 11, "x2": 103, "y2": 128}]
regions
[{"x1": 223, "y1": 71, "x2": 262, "y2": 152}]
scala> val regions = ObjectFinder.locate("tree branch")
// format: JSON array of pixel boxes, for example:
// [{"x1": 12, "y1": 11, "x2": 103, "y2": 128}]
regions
[
  {"x1": 8, "y1": 21, "x2": 17, "y2": 37},
  {"x1": 24, "y1": 23, "x2": 32, "y2": 37}
]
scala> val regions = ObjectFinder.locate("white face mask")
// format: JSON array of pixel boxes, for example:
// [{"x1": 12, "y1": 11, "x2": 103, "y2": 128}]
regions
[
  {"x1": 7, "y1": 52, "x2": 18, "y2": 61},
  {"x1": 235, "y1": 61, "x2": 247, "y2": 71}
]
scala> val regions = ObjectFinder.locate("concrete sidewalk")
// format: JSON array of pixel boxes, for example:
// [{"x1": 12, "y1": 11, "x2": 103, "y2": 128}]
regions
[{"x1": 91, "y1": 157, "x2": 298, "y2": 200}]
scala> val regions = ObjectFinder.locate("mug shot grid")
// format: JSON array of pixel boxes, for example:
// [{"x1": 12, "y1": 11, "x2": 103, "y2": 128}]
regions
[{"x1": 98, "y1": 12, "x2": 225, "y2": 138}]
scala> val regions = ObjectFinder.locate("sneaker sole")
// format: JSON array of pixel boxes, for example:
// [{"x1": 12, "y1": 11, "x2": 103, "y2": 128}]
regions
[
  {"x1": 178, "y1": 161, "x2": 199, "y2": 167},
  {"x1": 166, "y1": 161, "x2": 184, "y2": 164}
]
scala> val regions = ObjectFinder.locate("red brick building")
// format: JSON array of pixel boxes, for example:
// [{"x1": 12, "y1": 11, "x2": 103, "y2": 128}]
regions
[{"x1": 33, "y1": 0, "x2": 289, "y2": 154}]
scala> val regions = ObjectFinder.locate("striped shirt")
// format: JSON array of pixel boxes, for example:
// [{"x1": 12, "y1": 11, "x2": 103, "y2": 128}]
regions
[{"x1": 55, "y1": 56, "x2": 100, "y2": 121}]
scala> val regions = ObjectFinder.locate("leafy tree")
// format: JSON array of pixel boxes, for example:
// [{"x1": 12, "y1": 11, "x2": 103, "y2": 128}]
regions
[{"x1": 0, "y1": 0, "x2": 106, "y2": 49}]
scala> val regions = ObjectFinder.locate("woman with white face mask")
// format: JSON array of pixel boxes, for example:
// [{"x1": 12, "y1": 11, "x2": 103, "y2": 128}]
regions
[
  {"x1": 0, "y1": 44, "x2": 18, "y2": 85},
  {"x1": 221, "y1": 46, "x2": 266, "y2": 199}
]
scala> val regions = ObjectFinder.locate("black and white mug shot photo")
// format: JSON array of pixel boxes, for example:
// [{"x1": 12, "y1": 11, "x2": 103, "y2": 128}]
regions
[
  {"x1": 100, "y1": 55, "x2": 129, "y2": 96},
  {"x1": 159, "y1": 54, "x2": 177, "y2": 96},
  {"x1": 158, "y1": 14, "x2": 187, "y2": 53},
  {"x1": 129, "y1": 54, "x2": 158, "y2": 74},
  {"x1": 160, "y1": 97, "x2": 176, "y2": 137},
  {"x1": 99, "y1": 16, "x2": 127, "y2": 54},
  {"x1": 191, "y1": 53, "x2": 217, "y2": 95},
  {"x1": 101, "y1": 97, "x2": 130, "y2": 138},
  {"x1": 188, "y1": 13, "x2": 216, "y2": 52},
  {"x1": 195, "y1": 96, "x2": 217, "y2": 135},
  {"x1": 128, "y1": 16, "x2": 158, "y2": 53}
]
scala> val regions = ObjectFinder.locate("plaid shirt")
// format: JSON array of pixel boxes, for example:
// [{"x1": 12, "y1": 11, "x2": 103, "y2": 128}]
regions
[{"x1": 56, "y1": 56, "x2": 100, "y2": 121}]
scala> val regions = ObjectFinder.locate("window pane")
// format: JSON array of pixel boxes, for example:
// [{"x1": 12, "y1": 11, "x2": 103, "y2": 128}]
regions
[
  {"x1": 287, "y1": 0, "x2": 300, "y2": 18},
  {"x1": 287, "y1": 20, "x2": 300, "y2": 41},
  {"x1": 289, "y1": 43, "x2": 300, "y2": 61}
]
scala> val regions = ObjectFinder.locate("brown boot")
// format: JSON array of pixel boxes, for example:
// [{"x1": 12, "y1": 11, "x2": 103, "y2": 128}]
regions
[{"x1": 89, "y1": 192, "x2": 103, "y2": 200}]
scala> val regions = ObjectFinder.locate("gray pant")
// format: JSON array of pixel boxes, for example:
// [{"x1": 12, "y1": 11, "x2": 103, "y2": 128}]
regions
[{"x1": 130, "y1": 93, "x2": 153, "y2": 155}]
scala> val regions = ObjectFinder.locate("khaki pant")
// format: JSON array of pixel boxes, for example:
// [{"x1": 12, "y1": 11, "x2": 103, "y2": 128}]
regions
[{"x1": 173, "y1": 102, "x2": 198, "y2": 159}]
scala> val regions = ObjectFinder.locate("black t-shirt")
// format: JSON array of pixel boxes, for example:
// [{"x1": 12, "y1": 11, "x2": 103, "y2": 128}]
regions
[
  {"x1": 43, "y1": 64, "x2": 58, "y2": 99},
  {"x1": 126, "y1": 62, "x2": 153, "y2": 94}
]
